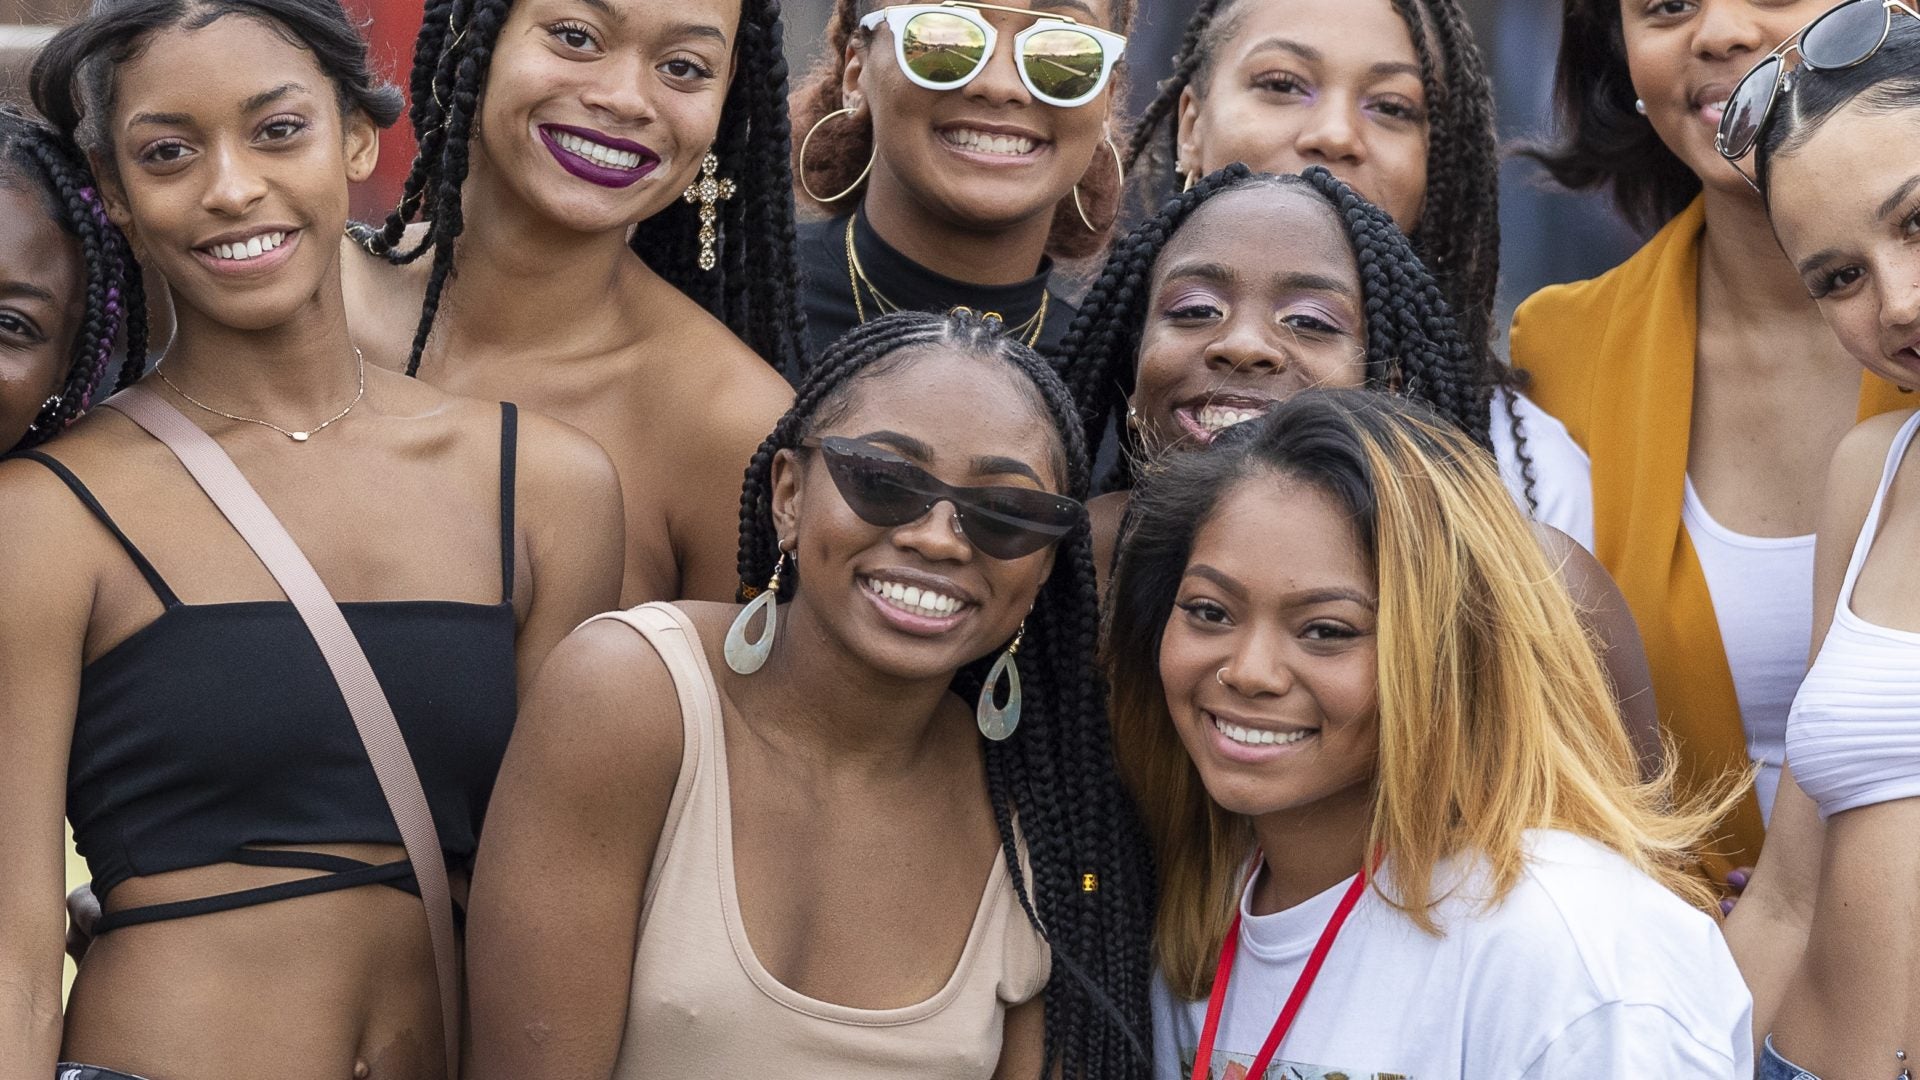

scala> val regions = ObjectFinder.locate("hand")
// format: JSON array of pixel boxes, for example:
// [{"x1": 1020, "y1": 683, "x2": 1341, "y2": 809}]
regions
[
  {"x1": 1718, "y1": 866, "x2": 1753, "y2": 916},
  {"x1": 66, "y1": 882, "x2": 100, "y2": 963}
]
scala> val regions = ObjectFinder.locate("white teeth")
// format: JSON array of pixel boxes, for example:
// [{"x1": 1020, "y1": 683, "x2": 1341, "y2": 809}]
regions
[
  {"x1": 206, "y1": 230, "x2": 285, "y2": 261},
  {"x1": 1212, "y1": 713, "x2": 1311, "y2": 747},
  {"x1": 862, "y1": 577, "x2": 964, "y2": 619},
  {"x1": 553, "y1": 130, "x2": 644, "y2": 170},
  {"x1": 1196, "y1": 404, "x2": 1266, "y2": 432},
  {"x1": 942, "y1": 128, "x2": 1038, "y2": 156}
]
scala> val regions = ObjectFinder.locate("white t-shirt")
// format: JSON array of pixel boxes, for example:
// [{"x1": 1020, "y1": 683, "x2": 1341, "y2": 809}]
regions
[
  {"x1": 1491, "y1": 390, "x2": 1594, "y2": 552},
  {"x1": 1152, "y1": 830, "x2": 1752, "y2": 1080},
  {"x1": 1681, "y1": 477, "x2": 1815, "y2": 823}
]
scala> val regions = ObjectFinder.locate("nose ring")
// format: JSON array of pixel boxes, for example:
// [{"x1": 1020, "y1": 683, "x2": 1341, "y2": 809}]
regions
[{"x1": 1216, "y1": 667, "x2": 1228, "y2": 687}]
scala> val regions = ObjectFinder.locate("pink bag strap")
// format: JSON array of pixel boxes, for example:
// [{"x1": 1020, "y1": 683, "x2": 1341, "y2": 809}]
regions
[{"x1": 108, "y1": 383, "x2": 462, "y2": 1073}]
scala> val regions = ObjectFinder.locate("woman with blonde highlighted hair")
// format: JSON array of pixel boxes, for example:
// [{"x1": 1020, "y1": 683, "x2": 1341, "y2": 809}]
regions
[{"x1": 1105, "y1": 389, "x2": 1752, "y2": 1079}]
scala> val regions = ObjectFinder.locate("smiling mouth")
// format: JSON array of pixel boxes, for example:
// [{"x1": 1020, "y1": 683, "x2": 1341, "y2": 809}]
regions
[
  {"x1": 1173, "y1": 399, "x2": 1276, "y2": 444},
  {"x1": 200, "y1": 229, "x2": 289, "y2": 263},
  {"x1": 1211, "y1": 711, "x2": 1314, "y2": 747},
  {"x1": 940, "y1": 126, "x2": 1043, "y2": 158},
  {"x1": 549, "y1": 128, "x2": 649, "y2": 170},
  {"x1": 861, "y1": 575, "x2": 968, "y2": 619}
]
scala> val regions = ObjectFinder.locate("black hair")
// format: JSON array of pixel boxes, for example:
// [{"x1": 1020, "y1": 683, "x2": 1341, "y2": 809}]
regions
[
  {"x1": 1756, "y1": 17, "x2": 1920, "y2": 198},
  {"x1": 363, "y1": 0, "x2": 807, "y2": 380},
  {"x1": 1057, "y1": 164, "x2": 1502, "y2": 494},
  {"x1": 789, "y1": 0, "x2": 1137, "y2": 263},
  {"x1": 30, "y1": 0, "x2": 403, "y2": 164},
  {"x1": 0, "y1": 106, "x2": 147, "y2": 452},
  {"x1": 1126, "y1": 0, "x2": 1502, "y2": 360},
  {"x1": 736, "y1": 309, "x2": 1154, "y2": 1076},
  {"x1": 1518, "y1": 0, "x2": 1700, "y2": 234}
]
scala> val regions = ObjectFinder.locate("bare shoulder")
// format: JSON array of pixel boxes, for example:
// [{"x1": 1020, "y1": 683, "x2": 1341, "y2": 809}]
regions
[
  {"x1": 510, "y1": 405, "x2": 621, "y2": 508},
  {"x1": 1822, "y1": 409, "x2": 1920, "y2": 528},
  {"x1": 520, "y1": 610, "x2": 691, "y2": 775}
]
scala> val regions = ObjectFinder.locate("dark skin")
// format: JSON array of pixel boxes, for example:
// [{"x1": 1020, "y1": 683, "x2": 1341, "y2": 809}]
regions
[
  {"x1": 464, "y1": 349, "x2": 1063, "y2": 1078},
  {"x1": 1089, "y1": 187, "x2": 1664, "y2": 776},
  {"x1": 342, "y1": 0, "x2": 791, "y2": 606},
  {"x1": 837, "y1": 0, "x2": 1119, "y2": 285},
  {"x1": 0, "y1": 16, "x2": 622, "y2": 1078},
  {"x1": 0, "y1": 183, "x2": 84, "y2": 451}
]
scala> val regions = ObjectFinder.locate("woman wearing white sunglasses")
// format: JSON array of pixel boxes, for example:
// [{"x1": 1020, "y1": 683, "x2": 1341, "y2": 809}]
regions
[{"x1": 788, "y1": 0, "x2": 1133, "y2": 370}]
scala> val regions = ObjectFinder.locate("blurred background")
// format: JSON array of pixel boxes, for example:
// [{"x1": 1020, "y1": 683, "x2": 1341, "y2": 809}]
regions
[{"x1": 1, "y1": 0, "x2": 1643, "y2": 347}]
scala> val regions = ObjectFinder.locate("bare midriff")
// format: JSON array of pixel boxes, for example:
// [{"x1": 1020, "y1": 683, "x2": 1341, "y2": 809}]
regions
[
  {"x1": 1774, "y1": 801, "x2": 1920, "y2": 1076},
  {"x1": 61, "y1": 841, "x2": 456, "y2": 1080}
]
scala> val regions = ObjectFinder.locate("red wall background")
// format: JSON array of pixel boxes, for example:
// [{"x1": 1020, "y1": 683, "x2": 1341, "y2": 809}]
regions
[{"x1": 354, "y1": 0, "x2": 424, "y2": 223}]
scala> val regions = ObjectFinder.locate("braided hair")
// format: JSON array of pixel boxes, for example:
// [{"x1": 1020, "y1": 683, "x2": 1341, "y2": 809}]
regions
[
  {"x1": 363, "y1": 0, "x2": 807, "y2": 379},
  {"x1": 0, "y1": 107, "x2": 146, "y2": 452},
  {"x1": 789, "y1": 0, "x2": 1137, "y2": 262},
  {"x1": 1058, "y1": 164, "x2": 1495, "y2": 487},
  {"x1": 737, "y1": 310, "x2": 1154, "y2": 1076},
  {"x1": 1126, "y1": 0, "x2": 1501, "y2": 360}
]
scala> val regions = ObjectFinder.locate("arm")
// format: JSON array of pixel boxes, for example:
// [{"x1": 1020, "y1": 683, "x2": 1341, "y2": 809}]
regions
[
  {"x1": 509, "y1": 410, "x2": 626, "y2": 689},
  {"x1": 1721, "y1": 413, "x2": 1908, "y2": 1047},
  {"x1": 464, "y1": 618, "x2": 687, "y2": 1079},
  {"x1": 1533, "y1": 523, "x2": 1663, "y2": 778},
  {"x1": 0, "y1": 464, "x2": 98, "y2": 1072},
  {"x1": 1518, "y1": 1001, "x2": 1748, "y2": 1079}
]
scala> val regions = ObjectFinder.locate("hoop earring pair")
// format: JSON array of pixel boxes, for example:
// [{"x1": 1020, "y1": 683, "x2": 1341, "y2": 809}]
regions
[
  {"x1": 1071, "y1": 133, "x2": 1126, "y2": 232},
  {"x1": 799, "y1": 106, "x2": 875, "y2": 204}
]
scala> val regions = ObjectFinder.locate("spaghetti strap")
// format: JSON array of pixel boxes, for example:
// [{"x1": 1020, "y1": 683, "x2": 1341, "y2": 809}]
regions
[
  {"x1": 499, "y1": 403, "x2": 518, "y2": 605},
  {"x1": 1837, "y1": 411, "x2": 1920, "y2": 609},
  {"x1": 7, "y1": 450, "x2": 181, "y2": 608}
]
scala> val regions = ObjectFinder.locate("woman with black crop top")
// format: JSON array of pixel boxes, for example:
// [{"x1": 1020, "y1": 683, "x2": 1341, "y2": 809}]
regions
[{"x1": 0, "y1": 2, "x2": 623, "y2": 1077}]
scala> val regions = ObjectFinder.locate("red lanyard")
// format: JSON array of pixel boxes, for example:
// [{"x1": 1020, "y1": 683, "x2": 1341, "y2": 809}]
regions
[{"x1": 1189, "y1": 863, "x2": 1369, "y2": 1080}]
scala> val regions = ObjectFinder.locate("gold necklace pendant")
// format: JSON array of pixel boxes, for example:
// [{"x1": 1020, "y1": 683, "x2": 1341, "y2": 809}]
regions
[{"x1": 845, "y1": 215, "x2": 1049, "y2": 347}]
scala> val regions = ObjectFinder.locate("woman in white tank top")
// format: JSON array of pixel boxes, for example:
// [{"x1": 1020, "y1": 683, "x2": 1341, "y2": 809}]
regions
[
  {"x1": 461, "y1": 310, "x2": 1155, "y2": 1078},
  {"x1": 1719, "y1": 16, "x2": 1920, "y2": 1079}
]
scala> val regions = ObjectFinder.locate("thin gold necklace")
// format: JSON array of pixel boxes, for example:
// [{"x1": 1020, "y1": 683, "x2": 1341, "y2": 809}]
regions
[
  {"x1": 156, "y1": 347, "x2": 366, "y2": 443},
  {"x1": 843, "y1": 215, "x2": 1048, "y2": 348}
]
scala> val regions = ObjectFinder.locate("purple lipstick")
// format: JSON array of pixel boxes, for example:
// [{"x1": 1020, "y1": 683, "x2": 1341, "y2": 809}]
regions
[{"x1": 538, "y1": 123, "x2": 659, "y2": 188}]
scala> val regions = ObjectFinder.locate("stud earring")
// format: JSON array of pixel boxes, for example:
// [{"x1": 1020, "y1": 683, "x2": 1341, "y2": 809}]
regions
[
  {"x1": 24, "y1": 393, "x2": 62, "y2": 436},
  {"x1": 1072, "y1": 133, "x2": 1127, "y2": 232},
  {"x1": 726, "y1": 549, "x2": 789, "y2": 675},
  {"x1": 977, "y1": 622, "x2": 1025, "y2": 741},
  {"x1": 1634, "y1": 98, "x2": 1647, "y2": 115},
  {"x1": 683, "y1": 151, "x2": 736, "y2": 272}
]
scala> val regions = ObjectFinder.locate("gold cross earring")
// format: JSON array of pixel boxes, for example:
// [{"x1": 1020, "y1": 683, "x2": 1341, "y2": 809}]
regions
[{"x1": 682, "y1": 151, "x2": 737, "y2": 272}]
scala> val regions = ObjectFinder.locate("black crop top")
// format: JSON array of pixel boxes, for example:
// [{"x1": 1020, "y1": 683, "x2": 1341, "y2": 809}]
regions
[{"x1": 14, "y1": 404, "x2": 520, "y2": 932}]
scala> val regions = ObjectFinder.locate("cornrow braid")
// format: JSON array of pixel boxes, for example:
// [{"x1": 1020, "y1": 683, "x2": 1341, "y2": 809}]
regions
[
  {"x1": 365, "y1": 0, "x2": 806, "y2": 379},
  {"x1": 1124, "y1": 0, "x2": 1503, "y2": 367},
  {"x1": 1, "y1": 107, "x2": 146, "y2": 452},
  {"x1": 1056, "y1": 164, "x2": 1492, "y2": 484},
  {"x1": 789, "y1": 0, "x2": 1137, "y2": 263},
  {"x1": 736, "y1": 310, "x2": 1154, "y2": 1077}
]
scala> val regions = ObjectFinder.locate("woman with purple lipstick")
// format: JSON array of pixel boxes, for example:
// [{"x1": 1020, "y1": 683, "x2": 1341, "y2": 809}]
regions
[
  {"x1": 345, "y1": 0, "x2": 802, "y2": 605},
  {"x1": 788, "y1": 0, "x2": 1134, "y2": 366}
]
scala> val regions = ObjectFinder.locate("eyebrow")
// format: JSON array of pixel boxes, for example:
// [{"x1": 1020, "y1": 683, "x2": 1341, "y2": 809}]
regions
[
  {"x1": 127, "y1": 82, "x2": 306, "y2": 129},
  {"x1": 1878, "y1": 174, "x2": 1920, "y2": 222},
  {"x1": 1032, "y1": 0, "x2": 1101, "y2": 21},
  {"x1": 0, "y1": 280, "x2": 55, "y2": 302},
  {"x1": 1184, "y1": 564, "x2": 1249, "y2": 600},
  {"x1": 856, "y1": 429, "x2": 933, "y2": 461},
  {"x1": 579, "y1": 0, "x2": 728, "y2": 43},
  {"x1": 968, "y1": 454, "x2": 1044, "y2": 486},
  {"x1": 1162, "y1": 259, "x2": 1355, "y2": 297},
  {"x1": 1183, "y1": 566, "x2": 1376, "y2": 609},
  {"x1": 1242, "y1": 37, "x2": 1419, "y2": 81}
]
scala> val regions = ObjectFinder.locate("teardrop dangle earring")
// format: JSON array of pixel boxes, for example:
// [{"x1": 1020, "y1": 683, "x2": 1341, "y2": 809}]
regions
[
  {"x1": 977, "y1": 623, "x2": 1025, "y2": 741},
  {"x1": 726, "y1": 548, "x2": 789, "y2": 675}
]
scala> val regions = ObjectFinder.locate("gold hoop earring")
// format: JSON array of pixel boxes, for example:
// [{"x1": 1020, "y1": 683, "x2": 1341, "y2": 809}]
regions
[
  {"x1": 799, "y1": 107, "x2": 875, "y2": 204},
  {"x1": 1072, "y1": 133, "x2": 1126, "y2": 232}
]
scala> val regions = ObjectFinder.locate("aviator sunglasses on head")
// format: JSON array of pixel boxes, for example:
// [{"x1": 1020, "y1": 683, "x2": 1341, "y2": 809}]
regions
[
  {"x1": 800, "y1": 434, "x2": 1086, "y2": 560},
  {"x1": 858, "y1": 1, "x2": 1128, "y2": 109},
  {"x1": 1717, "y1": 0, "x2": 1920, "y2": 185}
]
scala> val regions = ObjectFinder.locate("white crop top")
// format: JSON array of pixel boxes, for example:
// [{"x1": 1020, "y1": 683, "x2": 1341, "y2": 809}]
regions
[{"x1": 1787, "y1": 411, "x2": 1920, "y2": 820}]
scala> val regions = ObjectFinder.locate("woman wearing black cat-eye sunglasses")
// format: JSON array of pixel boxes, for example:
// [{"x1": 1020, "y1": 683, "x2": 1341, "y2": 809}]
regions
[{"x1": 463, "y1": 310, "x2": 1154, "y2": 1080}]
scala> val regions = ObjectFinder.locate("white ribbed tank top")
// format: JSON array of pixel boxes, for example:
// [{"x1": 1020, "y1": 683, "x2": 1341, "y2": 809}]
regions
[{"x1": 1787, "y1": 411, "x2": 1920, "y2": 819}]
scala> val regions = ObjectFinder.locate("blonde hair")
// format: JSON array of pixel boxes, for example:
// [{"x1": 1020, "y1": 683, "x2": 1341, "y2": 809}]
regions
[{"x1": 1104, "y1": 390, "x2": 1746, "y2": 1000}]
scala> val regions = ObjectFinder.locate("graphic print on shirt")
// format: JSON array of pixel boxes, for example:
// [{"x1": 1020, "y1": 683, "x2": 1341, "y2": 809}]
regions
[{"x1": 1181, "y1": 1047, "x2": 1411, "y2": 1080}]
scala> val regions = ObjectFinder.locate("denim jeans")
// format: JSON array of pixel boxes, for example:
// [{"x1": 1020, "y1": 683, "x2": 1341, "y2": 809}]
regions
[
  {"x1": 1760, "y1": 1036, "x2": 1823, "y2": 1080},
  {"x1": 56, "y1": 1066, "x2": 151, "y2": 1080}
]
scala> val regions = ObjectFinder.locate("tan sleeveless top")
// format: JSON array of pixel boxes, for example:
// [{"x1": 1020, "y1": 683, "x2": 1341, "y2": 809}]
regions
[{"x1": 594, "y1": 603, "x2": 1052, "y2": 1078}]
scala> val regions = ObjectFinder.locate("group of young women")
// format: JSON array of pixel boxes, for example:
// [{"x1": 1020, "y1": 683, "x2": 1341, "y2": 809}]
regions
[{"x1": 0, "y1": 0, "x2": 1915, "y2": 1076}]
